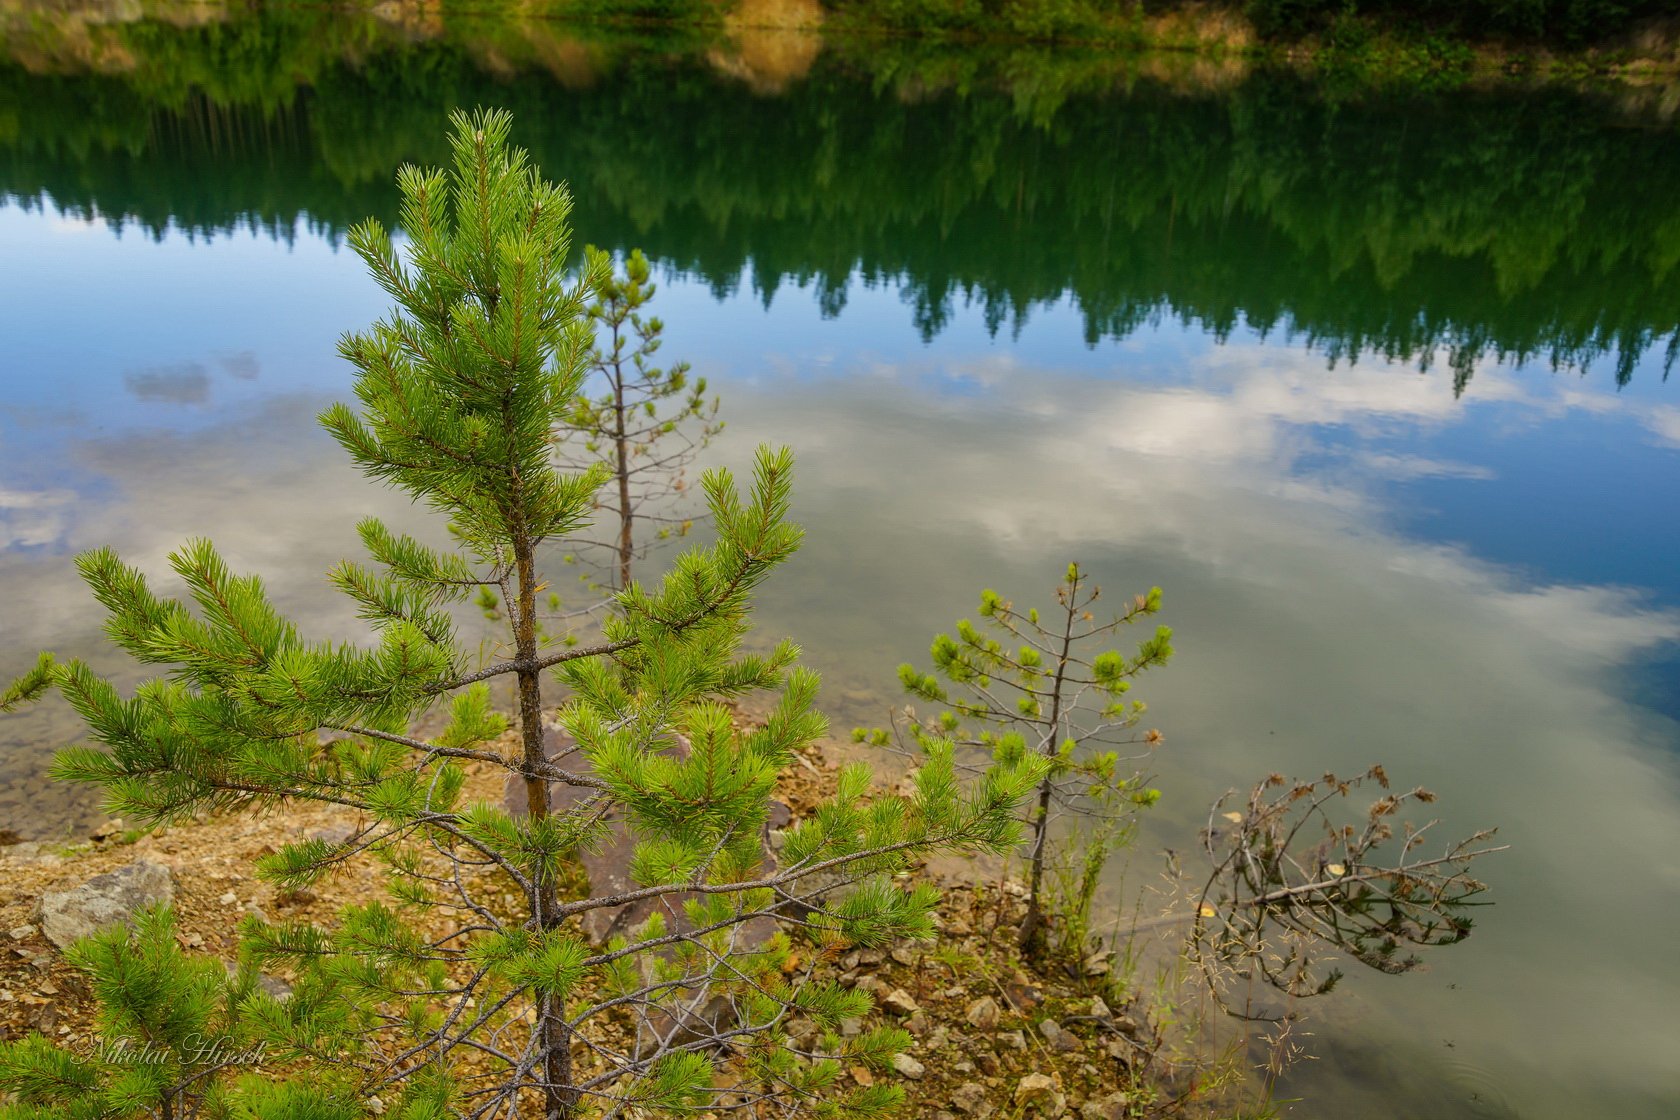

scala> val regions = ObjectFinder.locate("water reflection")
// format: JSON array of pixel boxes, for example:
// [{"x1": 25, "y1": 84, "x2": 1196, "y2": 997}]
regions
[
  {"x1": 704, "y1": 331, "x2": 1680, "y2": 1120},
  {"x1": 4, "y1": 7, "x2": 1680, "y2": 384},
  {"x1": 2, "y1": 9, "x2": 1679, "y2": 1120}
]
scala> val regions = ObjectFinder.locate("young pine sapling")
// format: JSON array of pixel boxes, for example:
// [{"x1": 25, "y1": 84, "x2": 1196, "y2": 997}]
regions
[
  {"x1": 887, "y1": 563, "x2": 1173, "y2": 961},
  {"x1": 557, "y1": 248, "x2": 721, "y2": 595},
  {"x1": 0, "y1": 109, "x2": 1047, "y2": 1120}
]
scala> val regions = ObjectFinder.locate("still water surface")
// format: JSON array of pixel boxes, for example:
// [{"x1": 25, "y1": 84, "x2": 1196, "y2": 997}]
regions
[{"x1": 2, "y1": 10, "x2": 1679, "y2": 1120}]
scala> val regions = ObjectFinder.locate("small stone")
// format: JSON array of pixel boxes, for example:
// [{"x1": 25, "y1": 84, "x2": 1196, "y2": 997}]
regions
[
  {"x1": 951, "y1": 1082, "x2": 994, "y2": 1118},
  {"x1": 855, "y1": 974, "x2": 888, "y2": 997},
  {"x1": 850, "y1": 1065, "x2": 874, "y2": 1087},
  {"x1": 366, "y1": 1096, "x2": 386, "y2": 1116},
  {"x1": 1082, "y1": 952, "x2": 1112, "y2": 977},
  {"x1": 7, "y1": 925, "x2": 37, "y2": 941},
  {"x1": 839, "y1": 1017, "x2": 864, "y2": 1038},
  {"x1": 905, "y1": 1010, "x2": 931, "y2": 1036},
  {"x1": 856, "y1": 948, "x2": 885, "y2": 966},
  {"x1": 892, "y1": 1052, "x2": 926, "y2": 1080},
  {"x1": 1040, "y1": 1018, "x2": 1081, "y2": 1053},
  {"x1": 1090, "y1": 996, "x2": 1112, "y2": 1020},
  {"x1": 881, "y1": 988, "x2": 920, "y2": 1016},
  {"x1": 89, "y1": 818, "x2": 124, "y2": 841},
  {"x1": 840, "y1": 951, "x2": 861, "y2": 970},
  {"x1": 218, "y1": 891, "x2": 238, "y2": 906},
  {"x1": 890, "y1": 946, "x2": 917, "y2": 967},
  {"x1": 1017, "y1": 1072, "x2": 1067, "y2": 1116},
  {"x1": 927, "y1": 1026, "x2": 950, "y2": 1050},
  {"x1": 965, "y1": 995, "x2": 1001, "y2": 1029},
  {"x1": 1016, "y1": 1072, "x2": 1057, "y2": 1102},
  {"x1": 1000, "y1": 1029, "x2": 1027, "y2": 1051},
  {"x1": 975, "y1": 1048, "x2": 1000, "y2": 1075}
]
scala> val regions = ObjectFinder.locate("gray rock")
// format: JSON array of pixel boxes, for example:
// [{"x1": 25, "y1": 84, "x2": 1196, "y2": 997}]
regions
[
  {"x1": 1040, "y1": 1017, "x2": 1081, "y2": 1053},
  {"x1": 38, "y1": 859, "x2": 174, "y2": 949},
  {"x1": 891, "y1": 1052, "x2": 926, "y2": 1079}
]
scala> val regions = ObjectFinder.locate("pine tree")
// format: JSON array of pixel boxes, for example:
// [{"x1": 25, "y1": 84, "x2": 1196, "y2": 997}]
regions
[
  {"x1": 0, "y1": 109, "x2": 1047, "y2": 1120},
  {"x1": 558, "y1": 248, "x2": 721, "y2": 594},
  {"x1": 888, "y1": 563, "x2": 1173, "y2": 960}
]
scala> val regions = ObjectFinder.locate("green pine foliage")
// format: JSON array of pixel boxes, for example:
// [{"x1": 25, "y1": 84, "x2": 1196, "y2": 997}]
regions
[
  {"x1": 559, "y1": 246, "x2": 722, "y2": 594},
  {"x1": 877, "y1": 562, "x2": 1173, "y2": 960},
  {"x1": 0, "y1": 109, "x2": 1048, "y2": 1119}
]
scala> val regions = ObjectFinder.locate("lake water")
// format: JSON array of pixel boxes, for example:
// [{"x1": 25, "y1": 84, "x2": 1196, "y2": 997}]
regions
[{"x1": 2, "y1": 8, "x2": 1679, "y2": 1119}]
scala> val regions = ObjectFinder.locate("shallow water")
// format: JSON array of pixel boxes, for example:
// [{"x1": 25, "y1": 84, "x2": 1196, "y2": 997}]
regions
[{"x1": 1, "y1": 9, "x2": 1678, "y2": 1118}]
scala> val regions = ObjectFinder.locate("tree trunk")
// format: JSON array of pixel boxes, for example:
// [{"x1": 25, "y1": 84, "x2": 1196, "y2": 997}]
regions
[
  {"x1": 1018, "y1": 589, "x2": 1078, "y2": 960},
  {"x1": 511, "y1": 517, "x2": 578, "y2": 1117}
]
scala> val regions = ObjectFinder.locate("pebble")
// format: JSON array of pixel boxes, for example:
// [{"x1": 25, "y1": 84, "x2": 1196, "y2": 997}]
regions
[
  {"x1": 965, "y1": 995, "x2": 1000, "y2": 1029},
  {"x1": 1040, "y1": 1018, "x2": 1081, "y2": 1052},
  {"x1": 892, "y1": 1052, "x2": 926, "y2": 1079},
  {"x1": 881, "y1": 987, "x2": 920, "y2": 1016}
]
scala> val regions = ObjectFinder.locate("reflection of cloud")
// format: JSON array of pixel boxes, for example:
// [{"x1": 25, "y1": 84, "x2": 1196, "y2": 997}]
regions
[
  {"x1": 216, "y1": 350, "x2": 260, "y2": 381},
  {"x1": 0, "y1": 402, "x2": 86, "y2": 429},
  {"x1": 0, "y1": 393, "x2": 448, "y2": 657},
  {"x1": 0, "y1": 486, "x2": 74, "y2": 548},
  {"x1": 1357, "y1": 452, "x2": 1496, "y2": 480},
  {"x1": 1644, "y1": 405, "x2": 1680, "y2": 447},
  {"x1": 124, "y1": 362, "x2": 210, "y2": 404},
  {"x1": 704, "y1": 340, "x2": 1680, "y2": 1120}
]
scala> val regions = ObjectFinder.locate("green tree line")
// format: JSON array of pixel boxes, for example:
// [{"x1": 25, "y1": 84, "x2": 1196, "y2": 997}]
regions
[{"x1": 3, "y1": 12, "x2": 1678, "y2": 384}]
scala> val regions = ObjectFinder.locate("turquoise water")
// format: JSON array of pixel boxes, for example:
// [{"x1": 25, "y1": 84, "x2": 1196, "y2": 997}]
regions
[{"x1": 2, "y1": 11, "x2": 1678, "y2": 1118}]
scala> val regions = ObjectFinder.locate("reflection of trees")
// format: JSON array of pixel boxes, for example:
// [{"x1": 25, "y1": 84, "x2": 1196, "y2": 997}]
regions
[{"x1": 2, "y1": 12, "x2": 1678, "y2": 388}]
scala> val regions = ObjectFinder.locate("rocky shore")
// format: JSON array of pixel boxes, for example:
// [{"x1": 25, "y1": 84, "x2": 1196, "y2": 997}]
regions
[{"x1": 0, "y1": 732, "x2": 1204, "y2": 1118}]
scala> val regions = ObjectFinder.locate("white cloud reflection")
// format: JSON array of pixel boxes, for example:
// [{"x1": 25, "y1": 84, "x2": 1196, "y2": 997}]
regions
[{"x1": 705, "y1": 340, "x2": 1680, "y2": 1120}]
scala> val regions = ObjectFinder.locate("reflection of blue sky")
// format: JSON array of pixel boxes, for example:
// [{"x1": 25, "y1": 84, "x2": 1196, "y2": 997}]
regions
[
  {"x1": 4, "y1": 201, "x2": 1680, "y2": 1119},
  {"x1": 0, "y1": 207, "x2": 378, "y2": 437}
]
